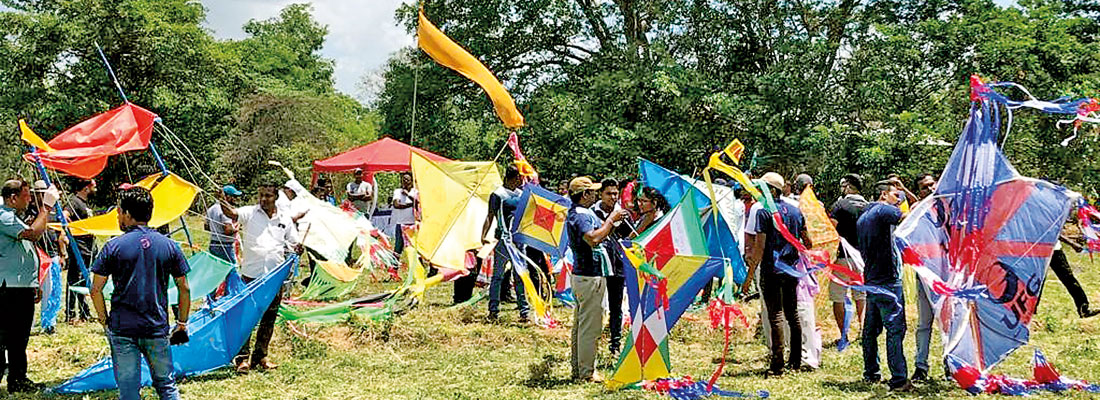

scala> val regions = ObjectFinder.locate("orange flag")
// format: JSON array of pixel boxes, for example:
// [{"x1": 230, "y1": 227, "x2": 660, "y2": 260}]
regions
[{"x1": 417, "y1": 9, "x2": 525, "y2": 128}]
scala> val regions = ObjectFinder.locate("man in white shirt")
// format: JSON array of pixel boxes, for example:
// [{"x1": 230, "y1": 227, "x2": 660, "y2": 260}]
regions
[
  {"x1": 219, "y1": 183, "x2": 302, "y2": 372},
  {"x1": 345, "y1": 168, "x2": 374, "y2": 216},
  {"x1": 391, "y1": 172, "x2": 418, "y2": 255}
]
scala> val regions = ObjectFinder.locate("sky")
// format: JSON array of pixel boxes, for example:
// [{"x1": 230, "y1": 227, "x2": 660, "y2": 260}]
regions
[
  {"x1": 200, "y1": 0, "x2": 413, "y2": 102},
  {"x1": 202, "y1": 0, "x2": 1019, "y2": 103}
]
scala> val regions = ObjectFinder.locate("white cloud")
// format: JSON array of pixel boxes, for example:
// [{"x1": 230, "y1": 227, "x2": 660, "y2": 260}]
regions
[{"x1": 200, "y1": 0, "x2": 414, "y2": 102}]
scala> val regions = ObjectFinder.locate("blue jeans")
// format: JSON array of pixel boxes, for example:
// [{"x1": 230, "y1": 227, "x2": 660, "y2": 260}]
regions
[
  {"x1": 488, "y1": 243, "x2": 530, "y2": 316},
  {"x1": 209, "y1": 241, "x2": 236, "y2": 264},
  {"x1": 915, "y1": 278, "x2": 933, "y2": 372},
  {"x1": 108, "y1": 332, "x2": 179, "y2": 400},
  {"x1": 862, "y1": 282, "x2": 908, "y2": 387}
]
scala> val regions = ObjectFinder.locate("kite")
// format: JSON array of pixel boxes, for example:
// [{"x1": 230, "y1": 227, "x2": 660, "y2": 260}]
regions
[
  {"x1": 506, "y1": 131, "x2": 538, "y2": 183},
  {"x1": 57, "y1": 173, "x2": 200, "y2": 236},
  {"x1": 798, "y1": 186, "x2": 839, "y2": 255},
  {"x1": 638, "y1": 159, "x2": 746, "y2": 286},
  {"x1": 52, "y1": 256, "x2": 296, "y2": 394},
  {"x1": 896, "y1": 76, "x2": 1082, "y2": 373},
  {"x1": 20, "y1": 103, "x2": 157, "y2": 178},
  {"x1": 1075, "y1": 199, "x2": 1100, "y2": 255},
  {"x1": 608, "y1": 193, "x2": 725, "y2": 389},
  {"x1": 509, "y1": 183, "x2": 570, "y2": 257},
  {"x1": 37, "y1": 249, "x2": 62, "y2": 333},
  {"x1": 410, "y1": 153, "x2": 501, "y2": 272},
  {"x1": 947, "y1": 348, "x2": 1100, "y2": 395},
  {"x1": 71, "y1": 250, "x2": 237, "y2": 306},
  {"x1": 418, "y1": 9, "x2": 524, "y2": 128}
]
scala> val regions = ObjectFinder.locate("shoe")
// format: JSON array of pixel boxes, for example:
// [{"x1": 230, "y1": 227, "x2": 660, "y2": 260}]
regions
[
  {"x1": 253, "y1": 358, "x2": 278, "y2": 370},
  {"x1": 890, "y1": 381, "x2": 916, "y2": 392},
  {"x1": 1080, "y1": 307, "x2": 1100, "y2": 319},
  {"x1": 235, "y1": 360, "x2": 251, "y2": 373},
  {"x1": 798, "y1": 365, "x2": 817, "y2": 372},
  {"x1": 837, "y1": 337, "x2": 850, "y2": 352},
  {"x1": 487, "y1": 312, "x2": 499, "y2": 321},
  {"x1": 911, "y1": 368, "x2": 929, "y2": 382},
  {"x1": 584, "y1": 372, "x2": 605, "y2": 383},
  {"x1": 8, "y1": 378, "x2": 42, "y2": 393},
  {"x1": 765, "y1": 368, "x2": 784, "y2": 377},
  {"x1": 862, "y1": 377, "x2": 882, "y2": 385},
  {"x1": 609, "y1": 345, "x2": 620, "y2": 357}
]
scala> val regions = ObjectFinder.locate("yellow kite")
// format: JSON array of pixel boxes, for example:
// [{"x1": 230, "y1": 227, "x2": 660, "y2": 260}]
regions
[
  {"x1": 799, "y1": 186, "x2": 840, "y2": 256},
  {"x1": 59, "y1": 173, "x2": 199, "y2": 236},
  {"x1": 410, "y1": 153, "x2": 501, "y2": 272},
  {"x1": 418, "y1": 9, "x2": 525, "y2": 128}
]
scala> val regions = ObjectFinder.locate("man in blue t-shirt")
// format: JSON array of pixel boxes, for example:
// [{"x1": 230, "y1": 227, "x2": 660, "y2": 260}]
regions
[
  {"x1": 856, "y1": 180, "x2": 913, "y2": 392},
  {"x1": 90, "y1": 187, "x2": 191, "y2": 400},
  {"x1": 750, "y1": 172, "x2": 810, "y2": 376},
  {"x1": 566, "y1": 176, "x2": 628, "y2": 383},
  {"x1": 480, "y1": 165, "x2": 530, "y2": 320}
]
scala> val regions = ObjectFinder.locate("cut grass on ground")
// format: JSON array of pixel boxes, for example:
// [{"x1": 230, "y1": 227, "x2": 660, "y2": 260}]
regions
[{"x1": 10, "y1": 219, "x2": 1100, "y2": 399}]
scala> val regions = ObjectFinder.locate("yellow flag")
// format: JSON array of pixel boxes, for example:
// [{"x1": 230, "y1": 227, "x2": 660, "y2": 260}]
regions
[
  {"x1": 798, "y1": 186, "x2": 840, "y2": 256},
  {"x1": 417, "y1": 9, "x2": 525, "y2": 128},
  {"x1": 19, "y1": 120, "x2": 54, "y2": 152}
]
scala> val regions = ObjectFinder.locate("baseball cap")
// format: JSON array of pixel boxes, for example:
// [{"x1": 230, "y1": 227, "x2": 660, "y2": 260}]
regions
[
  {"x1": 760, "y1": 172, "x2": 785, "y2": 190},
  {"x1": 223, "y1": 185, "x2": 243, "y2": 197},
  {"x1": 31, "y1": 180, "x2": 48, "y2": 191},
  {"x1": 568, "y1": 176, "x2": 602, "y2": 194}
]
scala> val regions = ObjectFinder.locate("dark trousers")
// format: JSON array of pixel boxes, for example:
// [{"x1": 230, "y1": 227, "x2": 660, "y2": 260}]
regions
[
  {"x1": 525, "y1": 247, "x2": 550, "y2": 298},
  {"x1": 1050, "y1": 249, "x2": 1090, "y2": 313},
  {"x1": 760, "y1": 272, "x2": 801, "y2": 371},
  {"x1": 65, "y1": 261, "x2": 92, "y2": 321},
  {"x1": 453, "y1": 253, "x2": 481, "y2": 304},
  {"x1": 0, "y1": 286, "x2": 36, "y2": 384},
  {"x1": 862, "y1": 283, "x2": 908, "y2": 388},
  {"x1": 606, "y1": 275, "x2": 625, "y2": 352},
  {"x1": 236, "y1": 276, "x2": 282, "y2": 363},
  {"x1": 394, "y1": 224, "x2": 408, "y2": 256}
]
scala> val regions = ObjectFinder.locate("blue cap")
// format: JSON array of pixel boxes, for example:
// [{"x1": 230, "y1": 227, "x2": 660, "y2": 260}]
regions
[{"x1": 223, "y1": 185, "x2": 243, "y2": 196}]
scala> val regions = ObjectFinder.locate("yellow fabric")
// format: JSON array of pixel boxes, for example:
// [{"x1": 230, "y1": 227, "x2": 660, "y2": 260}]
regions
[
  {"x1": 799, "y1": 186, "x2": 840, "y2": 257},
  {"x1": 516, "y1": 270, "x2": 547, "y2": 322},
  {"x1": 58, "y1": 173, "x2": 199, "y2": 236},
  {"x1": 417, "y1": 9, "x2": 525, "y2": 128},
  {"x1": 317, "y1": 260, "x2": 362, "y2": 283},
  {"x1": 19, "y1": 120, "x2": 54, "y2": 152},
  {"x1": 410, "y1": 153, "x2": 502, "y2": 271}
]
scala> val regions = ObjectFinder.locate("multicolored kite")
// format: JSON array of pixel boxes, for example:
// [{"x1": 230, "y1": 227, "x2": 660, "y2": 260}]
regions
[
  {"x1": 608, "y1": 194, "x2": 725, "y2": 388},
  {"x1": 896, "y1": 76, "x2": 1081, "y2": 372},
  {"x1": 509, "y1": 183, "x2": 570, "y2": 257}
]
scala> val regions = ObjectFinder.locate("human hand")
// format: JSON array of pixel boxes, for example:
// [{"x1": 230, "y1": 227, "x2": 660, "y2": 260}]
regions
[
  {"x1": 294, "y1": 243, "x2": 305, "y2": 254},
  {"x1": 41, "y1": 185, "x2": 60, "y2": 208},
  {"x1": 612, "y1": 209, "x2": 630, "y2": 222},
  {"x1": 34, "y1": 287, "x2": 41, "y2": 303}
]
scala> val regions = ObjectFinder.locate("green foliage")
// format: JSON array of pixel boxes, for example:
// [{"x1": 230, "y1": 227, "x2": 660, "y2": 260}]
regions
[
  {"x1": 0, "y1": 1, "x2": 372, "y2": 203},
  {"x1": 376, "y1": 0, "x2": 1100, "y2": 200}
]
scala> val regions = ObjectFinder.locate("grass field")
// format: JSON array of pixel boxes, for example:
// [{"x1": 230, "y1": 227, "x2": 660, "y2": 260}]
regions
[{"x1": 9, "y1": 217, "x2": 1100, "y2": 399}]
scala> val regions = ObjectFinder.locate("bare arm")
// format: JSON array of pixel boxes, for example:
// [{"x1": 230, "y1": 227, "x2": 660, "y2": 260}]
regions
[
  {"x1": 90, "y1": 273, "x2": 109, "y2": 327},
  {"x1": 174, "y1": 276, "x2": 190, "y2": 323},
  {"x1": 18, "y1": 205, "x2": 50, "y2": 241},
  {"x1": 219, "y1": 197, "x2": 238, "y2": 221},
  {"x1": 583, "y1": 210, "x2": 627, "y2": 247},
  {"x1": 481, "y1": 213, "x2": 494, "y2": 244},
  {"x1": 740, "y1": 232, "x2": 759, "y2": 293}
]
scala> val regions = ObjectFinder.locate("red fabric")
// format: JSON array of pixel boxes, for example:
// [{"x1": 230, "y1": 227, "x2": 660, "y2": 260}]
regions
[
  {"x1": 312, "y1": 137, "x2": 450, "y2": 173},
  {"x1": 25, "y1": 103, "x2": 157, "y2": 178}
]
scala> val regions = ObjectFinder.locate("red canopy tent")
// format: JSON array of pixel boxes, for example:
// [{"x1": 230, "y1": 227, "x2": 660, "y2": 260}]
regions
[{"x1": 313, "y1": 137, "x2": 450, "y2": 175}]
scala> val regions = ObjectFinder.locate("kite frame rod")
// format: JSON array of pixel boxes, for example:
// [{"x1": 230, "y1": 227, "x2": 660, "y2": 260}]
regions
[{"x1": 27, "y1": 148, "x2": 91, "y2": 285}]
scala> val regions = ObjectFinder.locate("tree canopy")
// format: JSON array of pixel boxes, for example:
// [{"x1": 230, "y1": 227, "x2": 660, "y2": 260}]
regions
[{"x1": 374, "y1": 0, "x2": 1100, "y2": 200}]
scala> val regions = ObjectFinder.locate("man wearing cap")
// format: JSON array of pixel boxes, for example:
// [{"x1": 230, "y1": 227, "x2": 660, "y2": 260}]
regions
[
  {"x1": 748, "y1": 172, "x2": 810, "y2": 376},
  {"x1": 206, "y1": 185, "x2": 242, "y2": 264},
  {"x1": 0, "y1": 179, "x2": 59, "y2": 392},
  {"x1": 857, "y1": 180, "x2": 913, "y2": 392},
  {"x1": 346, "y1": 168, "x2": 374, "y2": 216},
  {"x1": 566, "y1": 176, "x2": 628, "y2": 382}
]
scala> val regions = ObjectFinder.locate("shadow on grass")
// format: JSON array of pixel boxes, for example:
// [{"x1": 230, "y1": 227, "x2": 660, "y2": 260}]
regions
[{"x1": 523, "y1": 354, "x2": 577, "y2": 389}]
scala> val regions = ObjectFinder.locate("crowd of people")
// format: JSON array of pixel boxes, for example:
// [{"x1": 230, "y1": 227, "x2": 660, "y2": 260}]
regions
[{"x1": 1, "y1": 162, "x2": 1098, "y2": 398}]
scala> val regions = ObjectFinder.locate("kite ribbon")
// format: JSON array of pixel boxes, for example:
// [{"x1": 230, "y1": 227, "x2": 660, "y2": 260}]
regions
[{"x1": 417, "y1": 9, "x2": 524, "y2": 128}]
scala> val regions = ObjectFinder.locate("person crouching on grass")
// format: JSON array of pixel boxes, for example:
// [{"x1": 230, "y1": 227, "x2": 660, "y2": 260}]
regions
[{"x1": 90, "y1": 186, "x2": 191, "y2": 400}]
